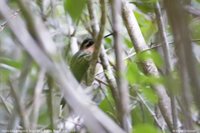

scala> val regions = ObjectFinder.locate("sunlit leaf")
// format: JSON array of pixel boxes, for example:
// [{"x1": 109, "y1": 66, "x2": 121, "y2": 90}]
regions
[
  {"x1": 124, "y1": 37, "x2": 133, "y2": 48},
  {"x1": 105, "y1": 37, "x2": 112, "y2": 49},
  {"x1": 134, "y1": 11, "x2": 157, "y2": 43},
  {"x1": 131, "y1": 0, "x2": 157, "y2": 14},
  {"x1": 141, "y1": 86, "x2": 158, "y2": 104},
  {"x1": 136, "y1": 50, "x2": 163, "y2": 68},
  {"x1": 133, "y1": 124, "x2": 161, "y2": 133},
  {"x1": 127, "y1": 62, "x2": 143, "y2": 84}
]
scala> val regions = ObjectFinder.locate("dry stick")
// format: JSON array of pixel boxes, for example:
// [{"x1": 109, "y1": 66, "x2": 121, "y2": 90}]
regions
[
  {"x1": 0, "y1": 1, "x2": 125, "y2": 133},
  {"x1": 121, "y1": 0, "x2": 173, "y2": 131},
  {"x1": 123, "y1": 44, "x2": 162, "y2": 61},
  {"x1": 0, "y1": 96, "x2": 12, "y2": 115},
  {"x1": 87, "y1": 0, "x2": 106, "y2": 85},
  {"x1": 9, "y1": 81, "x2": 29, "y2": 130},
  {"x1": 185, "y1": 5, "x2": 200, "y2": 17},
  {"x1": 46, "y1": 76, "x2": 55, "y2": 130},
  {"x1": 154, "y1": 2, "x2": 179, "y2": 130},
  {"x1": 87, "y1": 0, "x2": 117, "y2": 118},
  {"x1": 110, "y1": 0, "x2": 131, "y2": 132},
  {"x1": 100, "y1": 46, "x2": 120, "y2": 113},
  {"x1": 87, "y1": 0, "x2": 99, "y2": 37},
  {"x1": 32, "y1": 69, "x2": 46, "y2": 129},
  {"x1": 7, "y1": 106, "x2": 20, "y2": 130},
  {"x1": 164, "y1": 0, "x2": 198, "y2": 129}
]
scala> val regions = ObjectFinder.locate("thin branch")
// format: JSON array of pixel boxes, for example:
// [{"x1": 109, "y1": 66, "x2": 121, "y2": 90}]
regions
[
  {"x1": 0, "y1": 1, "x2": 125, "y2": 132},
  {"x1": 46, "y1": 76, "x2": 55, "y2": 130},
  {"x1": 95, "y1": 77, "x2": 109, "y2": 86},
  {"x1": 80, "y1": 17, "x2": 93, "y2": 35},
  {"x1": 121, "y1": 0, "x2": 173, "y2": 131},
  {"x1": 123, "y1": 44, "x2": 161, "y2": 61},
  {"x1": 100, "y1": 45, "x2": 120, "y2": 117},
  {"x1": 31, "y1": 69, "x2": 46, "y2": 129},
  {"x1": 9, "y1": 81, "x2": 29, "y2": 129},
  {"x1": 164, "y1": 0, "x2": 199, "y2": 129},
  {"x1": 0, "y1": 96, "x2": 12, "y2": 115},
  {"x1": 134, "y1": 88, "x2": 163, "y2": 130},
  {"x1": 185, "y1": 5, "x2": 200, "y2": 17},
  {"x1": 87, "y1": 0, "x2": 99, "y2": 37},
  {"x1": 95, "y1": 77, "x2": 116, "y2": 113},
  {"x1": 111, "y1": 0, "x2": 131, "y2": 132},
  {"x1": 154, "y1": 2, "x2": 179, "y2": 130},
  {"x1": 87, "y1": 0, "x2": 107, "y2": 85}
]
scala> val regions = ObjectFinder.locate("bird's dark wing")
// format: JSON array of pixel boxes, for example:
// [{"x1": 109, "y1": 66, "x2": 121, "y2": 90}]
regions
[{"x1": 70, "y1": 51, "x2": 92, "y2": 82}]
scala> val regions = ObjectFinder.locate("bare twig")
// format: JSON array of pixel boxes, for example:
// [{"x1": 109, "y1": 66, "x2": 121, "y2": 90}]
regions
[
  {"x1": 164, "y1": 0, "x2": 200, "y2": 129},
  {"x1": 134, "y1": 88, "x2": 163, "y2": 130},
  {"x1": 123, "y1": 44, "x2": 162, "y2": 61},
  {"x1": 111, "y1": 0, "x2": 131, "y2": 132},
  {"x1": 31, "y1": 69, "x2": 46, "y2": 129},
  {"x1": 87, "y1": 0, "x2": 107, "y2": 85},
  {"x1": 0, "y1": 96, "x2": 12, "y2": 115},
  {"x1": 46, "y1": 76, "x2": 55, "y2": 130},
  {"x1": 87, "y1": 0, "x2": 99, "y2": 37},
  {"x1": 154, "y1": 2, "x2": 179, "y2": 130},
  {"x1": 100, "y1": 45, "x2": 120, "y2": 117},
  {"x1": 0, "y1": 1, "x2": 125, "y2": 132},
  {"x1": 9, "y1": 81, "x2": 29, "y2": 129},
  {"x1": 122, "y1": 0, "x2": 173, "y2": 131},
  {"x1": 185, "y1": 5, "x2": 200, "y2": 17},
  {"x1": 80, "y1": 17, "x2": 93, "y2": 35}
]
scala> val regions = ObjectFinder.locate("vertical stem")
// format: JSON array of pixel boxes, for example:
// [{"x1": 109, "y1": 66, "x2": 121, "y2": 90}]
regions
[
  {"x1": 111, "y1": 0, "x2": 131, "y2": 132},
  {"x1": 32, "y1": 69, "x2": 45, "y2": 129},
  {"x1": 121, "y1": 0, "x2": 173, "y2": 131},
  {"x1": 87, "y1": 0, "x2": 99, "y2": 37},
  {"x1": 154, "y1": 2, "x2": 178, "y2": 130},
  {"x1": 87, "y1": 0, "x2": 106, "y2": 85},
  {"x1": 163, "y1": 0, "x2": 194, "y2": 129},
  {"x1": 46, "y1": 76, "x2": 54, "y2": 131}
]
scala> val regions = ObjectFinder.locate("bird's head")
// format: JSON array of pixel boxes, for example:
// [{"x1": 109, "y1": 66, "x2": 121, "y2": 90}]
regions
[{"x1": 79, "y1": 38, "x2": 95, "y2": 53}]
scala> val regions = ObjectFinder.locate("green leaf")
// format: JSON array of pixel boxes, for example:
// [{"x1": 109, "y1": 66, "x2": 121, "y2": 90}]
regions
[
  {"x1": 131, "y1": 0, "x2": 156, "y2": 14},
  {"x1": 136, "y1": 50, "x2": 163, "y2": 68},
  {"x1": 127, "y1": 62, "x2": 143, "y2": 84},
  {"x1": 105, "y1": 37, "x2": 112, "y2": 49},
  {"x1": 190, "y1": 18, "x2": 200, "y2": 44},
  {"x1": 99, "y1": 88, "x2": 116, "y2": 120},
  {"x1": 134, "y1": 11, "x2": 157, "y2": 43},
  {"x1": 124, "y1": 37, "x2": 133, "y2": 48},
  {"x1": 133, "y1": 124, "x2": 161, "y2": 133},
  {"x1": 141, "y1": 86, "x2": 158, "y2": 104},
  {"x1": 0, "y1": 57, "x2": 22, "y2": 69},
  {"x1": 64, "y1": 0, "x2": 87, "y2": 21},
  {"x1": 131, "y1": 104, "x2": 155, "y2": 125},
  {"x1": 38, "y1": 105, "x2": 49, "y2": 125}
]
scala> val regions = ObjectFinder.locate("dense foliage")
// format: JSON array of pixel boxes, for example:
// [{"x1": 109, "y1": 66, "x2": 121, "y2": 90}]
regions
[{"x1": 0, "y1": 0, "x2": 200, "y2": 132}]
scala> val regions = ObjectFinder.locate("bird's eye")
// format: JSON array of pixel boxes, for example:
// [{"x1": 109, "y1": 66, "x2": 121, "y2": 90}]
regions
[
  {"x1": 85, "y1": 41, "x2": 94, "y2": 48},
  {"x1": 80, "y1": 38, "x2": 94, "y2": 50}
]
